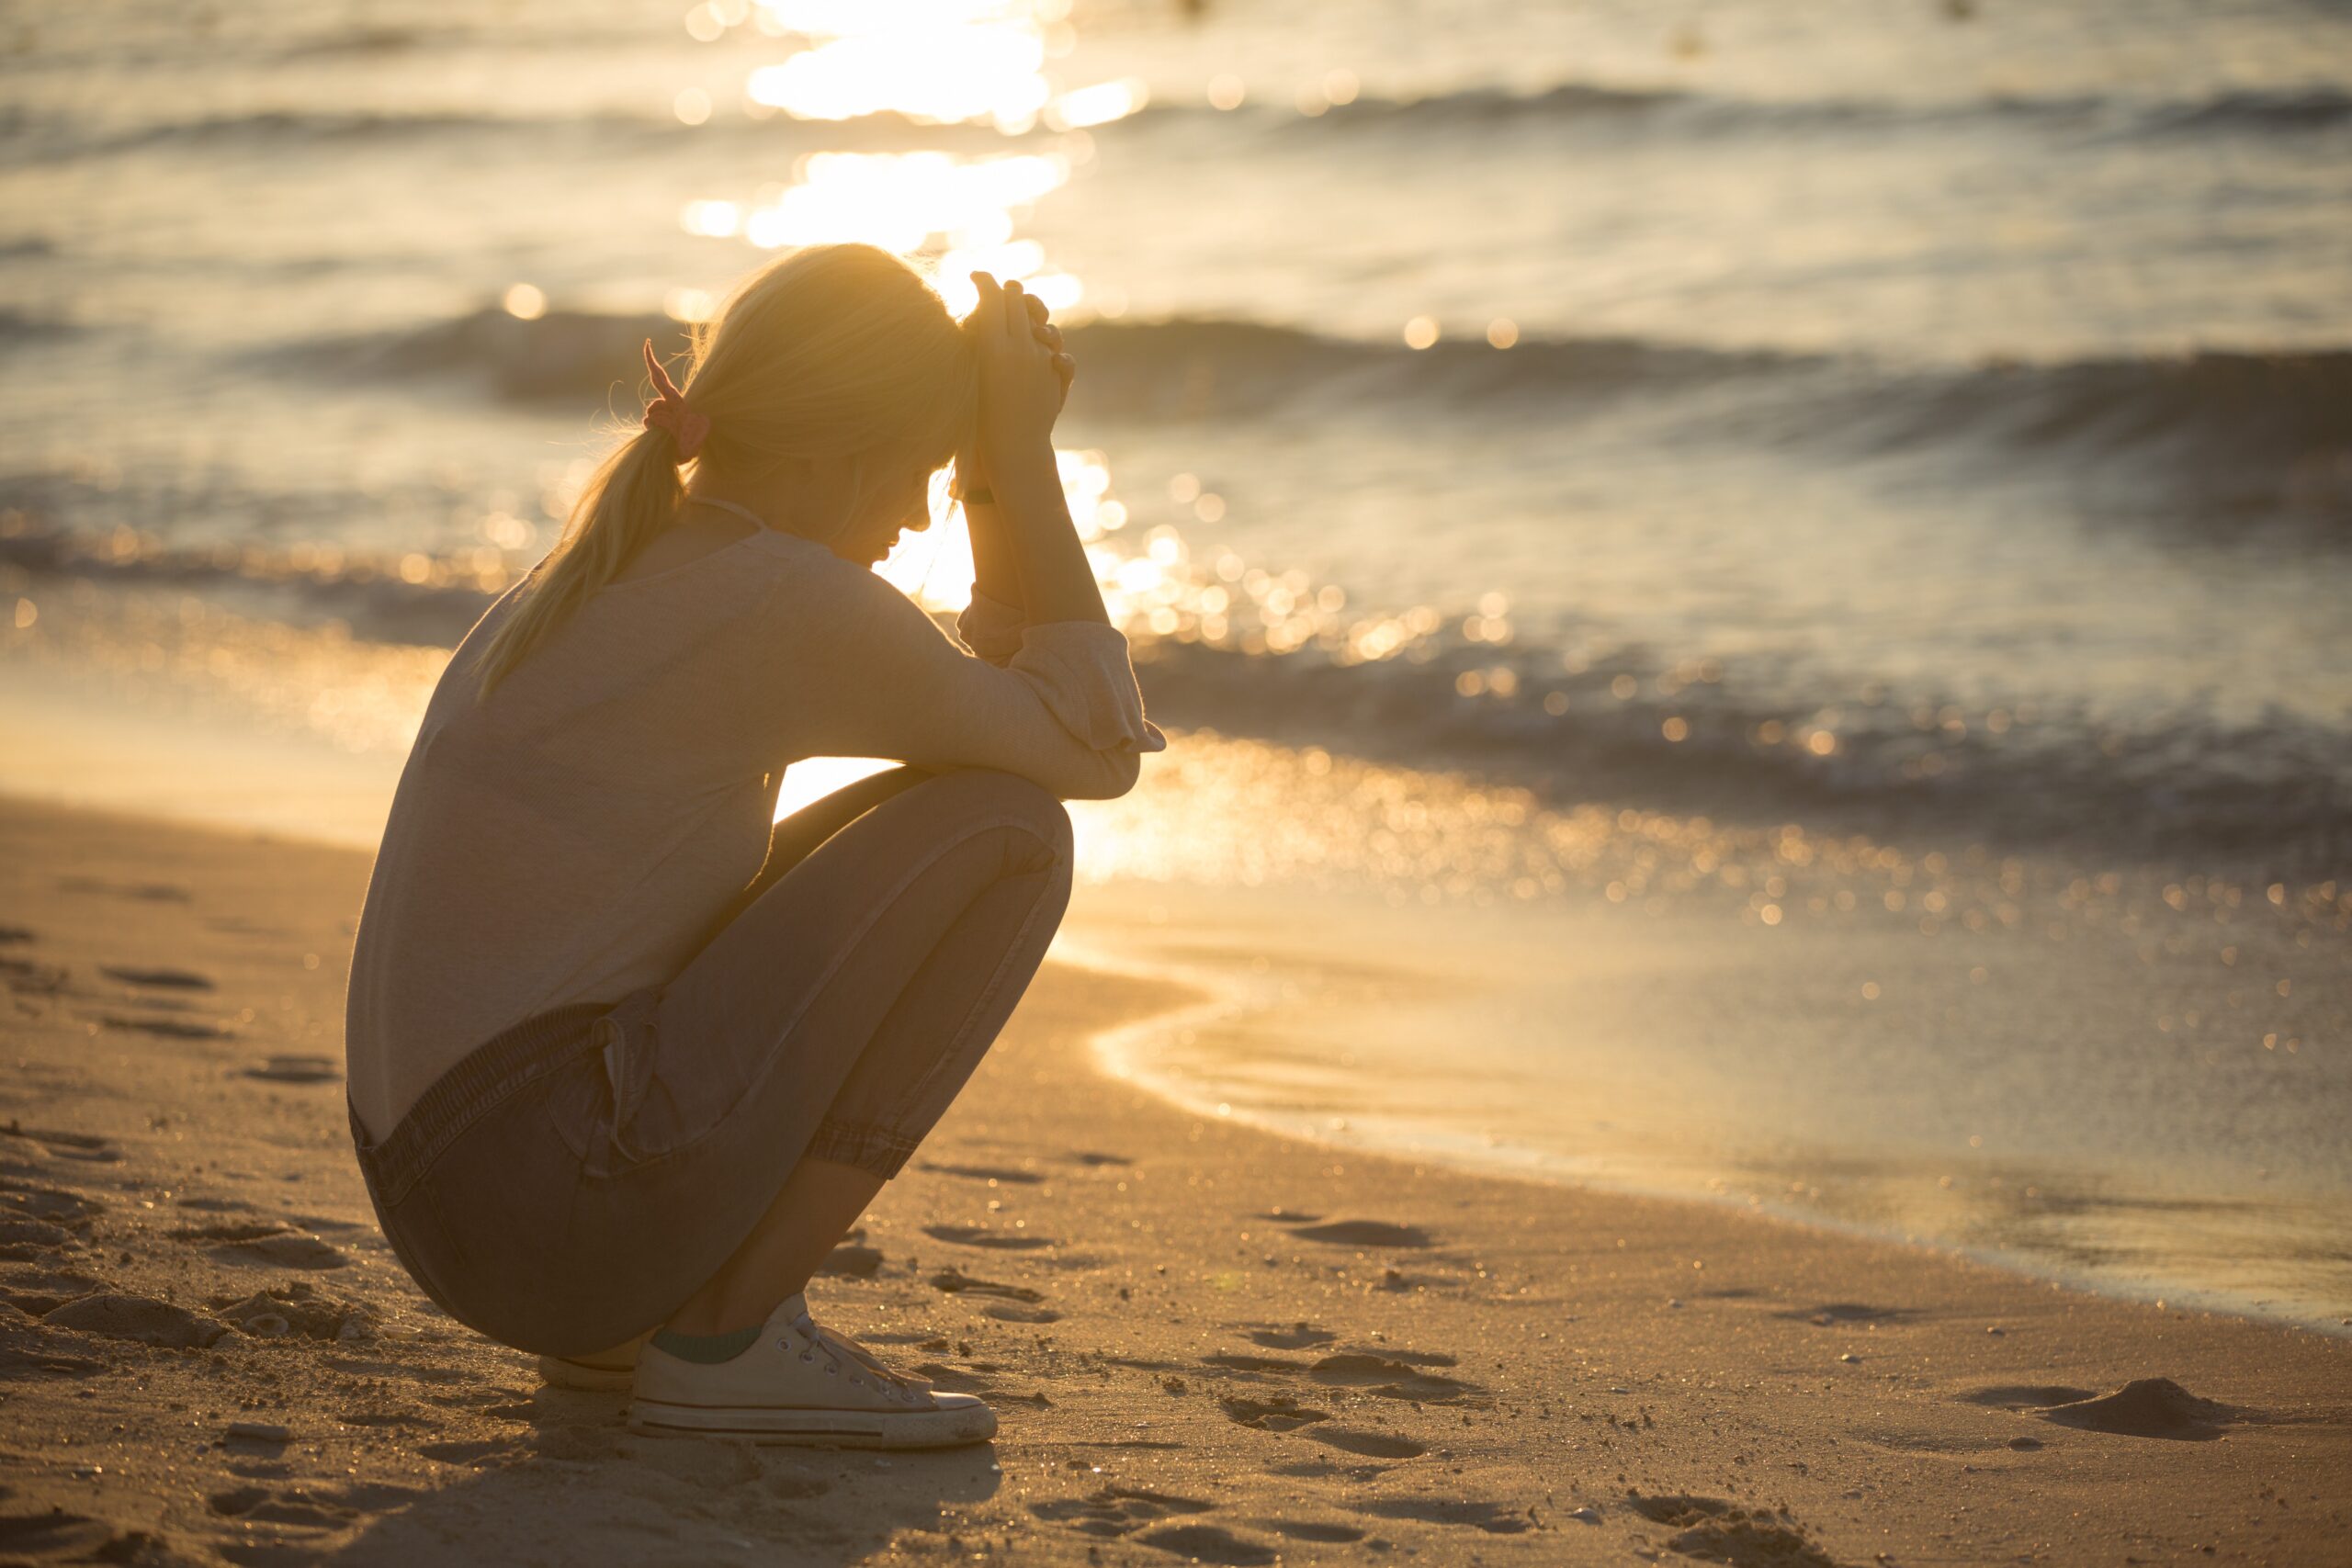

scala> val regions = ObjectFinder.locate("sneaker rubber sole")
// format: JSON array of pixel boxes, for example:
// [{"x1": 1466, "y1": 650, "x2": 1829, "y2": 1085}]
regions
[
  {"x1": 537, "y1": 1353, "x2": 640, "y2": 1393},
  {"x1": 627, "y1": 1393, "x2": 997, "y2": 1449}
]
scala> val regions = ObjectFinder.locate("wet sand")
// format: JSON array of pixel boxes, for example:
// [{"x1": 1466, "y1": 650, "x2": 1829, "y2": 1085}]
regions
[{"x1": 1, "y1": 793, "x2": 2346, "y2": 1565}]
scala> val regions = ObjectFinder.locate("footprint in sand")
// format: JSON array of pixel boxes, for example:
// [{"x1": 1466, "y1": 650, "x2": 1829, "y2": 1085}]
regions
[
  {"x1": 57, "y1": 876, "x2": 191, "y2": 903},
  {"x1": 1030, "y1": 1485, "x2": 1216, "y2": 1539},
  {"x1": 1, "y1": 955, "x2": 71, "y2": 996},
  {"x1": 0, "y1": 1210, "x2": 85, "y2": 1258},
  {"x1": 0, "y1": 1512, "x2": 154, "y2": 1561},
  {"x1": 207, "y1": 1487, "x2": 358, "y2": 1529},
  {"x1": 1068, "y1": 1151, "x2": 1131, "y2": 1167},
  {"x1": 1135, "y1": 1524, "x2": 1280, "y2": 1565},
  {"x1": 96, "y1": 1013, "x2": 232, "y2": 1040},
  {"x1": 915, "y1": 1161, "x2": 1046, "y2": 1185},
  {"x1": 1248, "y1": 1324, "x2": 1337, "y2": 1350},
  {"x1": 1219, "y1": 1393, "x2": 1331, "y2": 1432},
  {"x1": 243, "y1": 1055, "x2": 342, "y2": 1084},
  {"x1": 1203, "y1": 1345, "x2": 1475, "y2": 1403},
  {"x1": 927, "y1": 1267, "x2": 1045, "y2": 1303},
  {"x1": 168, "y1": 1220, "x2": 284, "y2": 1243},
  {"x1": 0, "y1": 1122, "x2": 121, "y2": 1164},
  {"x1": 209, "y1": 1282, "x2": 374, "y2": 1342},
  {"x1": 335, "y1": 1480, "x2": 430, "y2": 1513},
  {"x1": 0, "y1": 1304, "x2": 107, "y2": 1376},
  {"x1": 1204, "y1": 1352, "x2": 1309, "y2": 1374},
  {"x1": 232, "y1": 1233, "x2": 350, "y2": 1269},
  {"x1": 43, "y1": 1292, "x2": 231, "y2": 1349},
  {"x1": 1624, "y1": 1493, "x2": 1841, "y2": 1568},
  {"x1": 980, "y1": 1303, "x2": 1062, "y2": 1324},
  {"x1": 922, "y1": 1224, "x2": 1052, "y2": 1251},
  {"x1": 1780, "y1": 1301, "x2": 1915, "y2": 1327},
  {"x1": 1303, "y1": 1427, "x2": 1428, "y2": 1460},
  {"x1": 98, "y1": 964, "x2": 216, "y2": 991},
  {"x1": 1959, "y1": 1383, "x2": 2096, "y2": 1411},
  {"x1": 1275, "y1": 1217, "x2": 1435, "y2": 1248},
  {"x1": 1307, "y1": 1351, "x2": 1474, "y2": 1403},
  {"x1": 1, "y1": 1179, "x2": 102, "y2": 1229},
  {"x1": 203, "y1": 916, "x2": 294, "y2": 939},
  {"x1": 0, "y1": 926, "x2": 33, "y2": 945},
  {"x1": 105, "y1": 992, "x2": 205, "y2": 1013},
  {"x1": 288, "y1": 1213, "x2": 362, "y2": 1234},
  {"x1": 1, "y1": 1266, "x2": 105, "y2": 1316},
  {"x1": 1332, "y1": 1345, "x2": 1457, "y2": 1369},
  {"x1": 2033, "y1": 1379, "x2": 2238, "y2": 1441},
  {"x1": 168, "y1": 1221, "x2": 350, "y2": 1270},
  {"x1": 1252, "y1": 1518, "x2": 1364, "y2": 1543},
  {"x1": 1355, "y1": 1497, "x2": 1533, "y2": 1536}
]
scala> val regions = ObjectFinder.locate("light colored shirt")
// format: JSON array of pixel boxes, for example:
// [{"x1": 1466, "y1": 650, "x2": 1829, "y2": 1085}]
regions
[{"x1": 343, "y1": 525, "x2": 1163, "y2": 1139}]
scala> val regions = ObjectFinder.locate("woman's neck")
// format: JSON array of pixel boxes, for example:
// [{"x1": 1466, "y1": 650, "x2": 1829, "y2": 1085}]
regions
[
  {"x1": 684, "y1": 466, "x2": 851, "y2": 551},
  {"x1": 678, "y1": 493, "x2": 771, "y2": 536}
]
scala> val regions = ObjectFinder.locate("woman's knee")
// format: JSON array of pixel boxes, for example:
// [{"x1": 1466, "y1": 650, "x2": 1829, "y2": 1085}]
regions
[{"x1": 925, "y1": 768, "x2": 1073, "y2": 866}]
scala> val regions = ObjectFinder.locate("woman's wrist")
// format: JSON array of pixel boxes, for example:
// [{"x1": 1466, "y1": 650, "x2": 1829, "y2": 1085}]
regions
[{"x1": 989, "y1": 443, "x2": 1066, "y2": 513}]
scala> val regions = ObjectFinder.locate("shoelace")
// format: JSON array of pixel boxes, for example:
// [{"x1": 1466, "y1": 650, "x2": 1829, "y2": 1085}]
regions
[{"x1": 786, "y1": 1314, "x2": 933, "y2": 1404}]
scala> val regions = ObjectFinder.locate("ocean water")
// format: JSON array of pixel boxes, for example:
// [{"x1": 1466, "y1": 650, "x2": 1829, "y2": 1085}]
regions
[{"x1": 2, "y1": 1, "x2": 2346, "y2": 1324}]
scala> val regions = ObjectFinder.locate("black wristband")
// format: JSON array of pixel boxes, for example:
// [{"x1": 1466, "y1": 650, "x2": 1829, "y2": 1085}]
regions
[{"x1": 956, "y1": 487, "x2": 996, "y2": 506}]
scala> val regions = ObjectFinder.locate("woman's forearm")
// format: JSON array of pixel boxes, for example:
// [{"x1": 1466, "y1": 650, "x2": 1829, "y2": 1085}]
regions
[
  {"x1": 990, "y1": 440, "x2": 1111, "y2": 627},
  {"x1": 964, "y1": 495, "x2": 1029, "y2": 618}
]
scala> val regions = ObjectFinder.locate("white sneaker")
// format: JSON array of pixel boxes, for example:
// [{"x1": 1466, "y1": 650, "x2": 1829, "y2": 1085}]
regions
[
  {"x1": 628, "y1": 1292, "x2": 997, "y2": 1449},
  {"x1": 538, "y1": 1331, "x2": 651, "y2": 1392}
]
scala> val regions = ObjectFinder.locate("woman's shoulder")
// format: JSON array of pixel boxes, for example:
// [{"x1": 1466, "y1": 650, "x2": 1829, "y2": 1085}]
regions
[
  {"x1": 744, "y1": 534, "x2": 922, "y2": 619},
  {"x1": 729, "y1": 538, "x2": 970, "y2": 677}
]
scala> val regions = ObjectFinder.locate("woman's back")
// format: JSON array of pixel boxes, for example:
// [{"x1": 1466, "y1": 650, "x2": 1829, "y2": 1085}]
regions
[{"x1": 343, "y1": 531, "x2": 795, "y2": 1139}]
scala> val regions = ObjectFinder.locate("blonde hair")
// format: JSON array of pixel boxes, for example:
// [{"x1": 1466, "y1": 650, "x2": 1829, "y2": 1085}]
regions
[{"x1": 469, "y1": 243, "x2": 977, "y2": 701}]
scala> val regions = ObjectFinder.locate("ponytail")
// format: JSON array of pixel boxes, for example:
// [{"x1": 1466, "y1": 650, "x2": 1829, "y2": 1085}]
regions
[{"x1": 469, "y1": 424, "x2": 684, "y2": 702}]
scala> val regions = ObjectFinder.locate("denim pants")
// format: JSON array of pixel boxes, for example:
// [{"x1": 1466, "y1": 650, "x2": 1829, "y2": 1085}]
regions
[{"x1": 348, "y1": 765, "x2": 1074, "y2": 1357}]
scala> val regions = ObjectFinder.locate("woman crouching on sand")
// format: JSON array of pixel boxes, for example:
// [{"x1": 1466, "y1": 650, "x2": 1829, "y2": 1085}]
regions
[{"x1": 341, "y1": 243, "x2": 1163, "y2": 1448}]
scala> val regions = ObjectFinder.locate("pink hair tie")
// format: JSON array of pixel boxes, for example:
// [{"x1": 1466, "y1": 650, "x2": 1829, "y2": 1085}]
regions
[{"x1": 639, "y1": 339, "x2": 711, "y2": 461}]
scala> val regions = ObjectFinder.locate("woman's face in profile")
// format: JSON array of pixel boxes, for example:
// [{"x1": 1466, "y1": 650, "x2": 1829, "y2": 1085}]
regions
[{"x1": 838, "y1": 449, "x2": 940, "y2": 566}]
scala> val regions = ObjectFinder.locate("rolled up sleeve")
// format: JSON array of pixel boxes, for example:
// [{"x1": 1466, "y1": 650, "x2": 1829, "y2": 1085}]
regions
[
  {"x1": 955, "y1": 591, "x2": 1029, "y2": 668},
  {"x1": 1003, "y1": 621, "x2": 1166, "y2": 755}
]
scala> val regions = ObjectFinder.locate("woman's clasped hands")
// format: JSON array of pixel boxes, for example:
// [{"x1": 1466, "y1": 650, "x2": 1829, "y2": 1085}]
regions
[{"x1": 956, "y1": 271, "x2": 1074, "y2": 502}]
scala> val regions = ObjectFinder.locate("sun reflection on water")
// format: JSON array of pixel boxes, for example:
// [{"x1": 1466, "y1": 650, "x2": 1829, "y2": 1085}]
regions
[
  {"x1": 673, "y1": 0, "x2": 1136, "y2": 327},
  {"x1": 704, "y1": 149, "x2": 1083, "y2": 314},
  {"x1": 718, "y1": 0, "x2": 1140, "y2": 137}
]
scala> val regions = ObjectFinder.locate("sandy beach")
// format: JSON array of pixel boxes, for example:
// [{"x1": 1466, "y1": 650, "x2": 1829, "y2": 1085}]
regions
[
  {"x1": 8, "y1": 0, "x2": 2351, "y2": 1560},
  {"x1": 1, "y1": 791, "x2": 2345, "y2": 1567}
]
